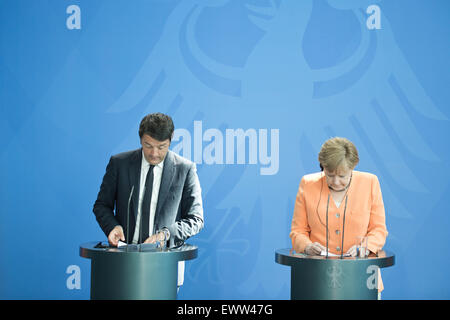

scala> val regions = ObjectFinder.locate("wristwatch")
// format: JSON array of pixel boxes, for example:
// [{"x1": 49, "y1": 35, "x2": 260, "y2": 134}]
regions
[{"x1": 158, "y1": 227, "x2": 170, "y2": 241}]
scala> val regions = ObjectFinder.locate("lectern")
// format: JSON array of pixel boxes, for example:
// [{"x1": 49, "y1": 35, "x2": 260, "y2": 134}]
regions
[
  {"x1": 275, "y1": 249, "x2": 395, "y2": 300},
  {"x1": 80, "y1": 241, "x2": 197, "y2": 300}
]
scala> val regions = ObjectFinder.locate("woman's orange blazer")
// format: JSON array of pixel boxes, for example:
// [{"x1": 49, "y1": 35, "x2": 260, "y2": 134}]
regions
[{"x1": 290, "y1": 170, "x2": 388, "y2": 255}]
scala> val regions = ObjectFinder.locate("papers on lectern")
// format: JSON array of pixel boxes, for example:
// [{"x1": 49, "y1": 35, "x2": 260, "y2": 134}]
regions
[{"x1": 320, "y1": 250, "x2": 351, "y2": 257}]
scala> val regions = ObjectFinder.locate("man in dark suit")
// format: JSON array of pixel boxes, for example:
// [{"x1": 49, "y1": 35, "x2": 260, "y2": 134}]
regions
[{"x1": 93, "y1": 113, "x2": 204, "y2": 250}]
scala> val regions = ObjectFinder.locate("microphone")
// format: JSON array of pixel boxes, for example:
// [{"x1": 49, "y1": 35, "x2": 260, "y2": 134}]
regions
[
  {"x1": 325, "y1": 194, "x2": 330, "y2": 258},
  {"x1": 340, "y1": 195, "x2": 348, "y2": 259},
  {"x1": 325, "y1": 193, "x2": 348, "y2": 259},
  {"x1": 139, "y1": 185, "x2": 146, "y2": 251},
  {"x1": 126, "y1": 185, "x2": 135, "y2": 245}
]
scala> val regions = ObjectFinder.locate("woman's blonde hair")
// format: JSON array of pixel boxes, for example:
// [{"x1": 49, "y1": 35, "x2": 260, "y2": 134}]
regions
[{"x1": 318, "y1": 137, "x2": 359, "y2": 172}]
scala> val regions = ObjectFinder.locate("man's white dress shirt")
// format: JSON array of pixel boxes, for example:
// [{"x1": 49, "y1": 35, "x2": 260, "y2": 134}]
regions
[{"x1": 132, "y1": 151, "x2": 164, "y2": 244}]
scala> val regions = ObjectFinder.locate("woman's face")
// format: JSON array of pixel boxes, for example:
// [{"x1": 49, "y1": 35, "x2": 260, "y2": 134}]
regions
[{"x1": 324, "y1": 165, "x2": 352, "y2": 192}]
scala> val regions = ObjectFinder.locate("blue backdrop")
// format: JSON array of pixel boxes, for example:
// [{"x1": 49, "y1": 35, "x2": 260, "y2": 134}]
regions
[{"x1": 1, "y1": 0, "x2": 449, "y2": 299}]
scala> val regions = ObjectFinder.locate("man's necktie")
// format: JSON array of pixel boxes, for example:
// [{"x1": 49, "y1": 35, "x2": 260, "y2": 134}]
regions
[{"x1": 140, "y1": 164, "x2": 154, "y2": 243}]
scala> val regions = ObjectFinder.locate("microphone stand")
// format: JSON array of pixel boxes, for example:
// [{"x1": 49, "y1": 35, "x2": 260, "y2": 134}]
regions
[
  {"x1": 139, "y1": 186, "x2": 145, "y2": 252},
  {"x1": 126, "y1": 185, "x2": 134, "y2": 252},
  {"x1": 340, "y1": 195, "x2": 348, "y2": 259},
  {"x1": 325, "y1": 194, "x2": 330, "y2": 259},
  {"x1": 326, "y1": 191, "x2": 349, "y2": 259}
]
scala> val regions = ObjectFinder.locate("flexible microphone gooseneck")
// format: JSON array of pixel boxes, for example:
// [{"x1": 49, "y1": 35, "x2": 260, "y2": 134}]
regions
[
  {"x1": 325, "y1": 193, "x2": 349, "y2": 259},
  {"x1": 139, "y1": 185, "x2": 146, "y2": 252},
  {"x1": 340, "y1": 195, "x2": 348, "y2": 259},
  {"x1": 126, "y1": 185, "x2": 135, "y2": 246},
  {"x1": 325, "y1": 194, "x2": 330, "y2": 258},
  {"x1": 321, "y1": 171, "x2": 352, "y2": 258}
]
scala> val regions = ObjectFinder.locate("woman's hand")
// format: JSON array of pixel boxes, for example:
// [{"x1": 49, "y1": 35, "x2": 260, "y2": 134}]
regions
[
  {"x1": 346, "y1": 244, "x2": 370, "y2": 257},
  {"x1": 304, "y1": 242, "x2": 326, "y2": 255}
]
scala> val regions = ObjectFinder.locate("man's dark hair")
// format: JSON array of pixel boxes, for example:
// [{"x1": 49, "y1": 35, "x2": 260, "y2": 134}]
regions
[{"x1": 139, "y1": 113, "x2": 174, "y2": 141}]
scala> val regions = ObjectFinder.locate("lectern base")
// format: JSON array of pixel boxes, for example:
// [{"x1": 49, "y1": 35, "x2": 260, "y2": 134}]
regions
[
  {"x1": 290, "y1": 260, "x2": 378, "y2": 300},
  {"x1": 91, "y1": 253, "x2": 178, "y2": 300}
]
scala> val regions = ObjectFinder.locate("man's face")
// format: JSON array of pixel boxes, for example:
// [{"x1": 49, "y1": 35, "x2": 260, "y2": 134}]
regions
[{"x1": 140, "y1": 134, "x2": 171, "y2": 165}]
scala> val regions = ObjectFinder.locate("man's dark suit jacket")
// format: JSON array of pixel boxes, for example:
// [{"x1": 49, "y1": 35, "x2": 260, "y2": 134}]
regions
[{"x1": 93, "y1": 149, "x2": 204, "y2": 248}]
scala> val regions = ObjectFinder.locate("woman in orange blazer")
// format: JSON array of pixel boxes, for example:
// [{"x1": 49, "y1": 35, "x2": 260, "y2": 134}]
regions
[{"x1": 290, "y1": 137, "x2": 388, "y2": 292}]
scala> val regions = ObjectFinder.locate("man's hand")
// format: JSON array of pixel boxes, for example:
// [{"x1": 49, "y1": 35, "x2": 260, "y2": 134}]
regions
[
  {"x1": 144, "y1": 230, "x2": 169, "y2": 248},
  {"x1": 304, "y1": 242, "x2": 326, "y2": 255},
  {"x1": 108, "y1": 225, "x2": 125, "y2": 247},
  {"x1": 144, "y1": 231, "x2": 166, "y2": 243}
]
